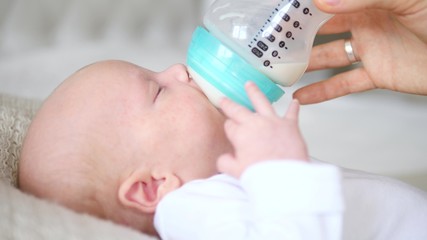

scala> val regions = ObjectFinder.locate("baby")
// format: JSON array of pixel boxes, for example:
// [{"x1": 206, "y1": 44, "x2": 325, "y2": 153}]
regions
[{"x1": 18, "y1": 60, "x2": 343, "y2": 239}]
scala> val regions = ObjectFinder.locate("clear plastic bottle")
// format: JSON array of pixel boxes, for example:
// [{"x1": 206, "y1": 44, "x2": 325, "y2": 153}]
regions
[{"x1": 187, "y1": 0, "x2": 332, "y2": 109}]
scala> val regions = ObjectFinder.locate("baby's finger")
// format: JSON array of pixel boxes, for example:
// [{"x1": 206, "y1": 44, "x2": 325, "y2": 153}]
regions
[
  {"x1": 284, "y1": 99, "x2": 300, "y2": 121},
  {"x1": 223, "y1": 120, "x2": 239, "y2": 141},
  {"x1": 220, "y1": 98, "x2": 252, "y2": 123},
  {"x1": 245, "y1": 82, "x2": 275, "y2": 116},
  {"x1": 217, "y1": 153, "x2": 240, "y2": 178}
]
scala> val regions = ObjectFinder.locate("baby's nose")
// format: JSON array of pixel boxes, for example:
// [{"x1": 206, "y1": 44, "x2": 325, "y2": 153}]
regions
[{"x1": 168, "y1": 64, "x2": 191, "y2": 83}]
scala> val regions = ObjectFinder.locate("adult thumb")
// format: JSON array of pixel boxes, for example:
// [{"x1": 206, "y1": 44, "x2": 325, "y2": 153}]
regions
[{"x1": 314, "y1": 0, "x2": 400, "y2": 14}]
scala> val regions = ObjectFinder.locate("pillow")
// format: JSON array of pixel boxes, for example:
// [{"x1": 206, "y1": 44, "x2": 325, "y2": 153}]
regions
[
  {"x1": 0, "y1": 181, "x2": 156, "y2": 240},
  {"x1": 0, "y1": 94, "x2": 157, "y2": 239},
  {"x1": 0, "y1": 93, "x2": 40, "y2": 187}
]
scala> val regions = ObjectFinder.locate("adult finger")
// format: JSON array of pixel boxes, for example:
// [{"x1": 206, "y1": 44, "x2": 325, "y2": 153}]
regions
[
  {"x1": 314, "y1": 0, "x2": 404, "y2": 14},
  {"x1": 245, "y1": 82, "x2": 276, "y2": 116},
  {"x1": 293, "y1": 68, "x2": 376, "y2": 104},
  {"x1": 307, "y1": 39, "x2": 359, "y2": 71},
  {"x1": 316, "y1": 15, "x2": 352, "y2": 34}
]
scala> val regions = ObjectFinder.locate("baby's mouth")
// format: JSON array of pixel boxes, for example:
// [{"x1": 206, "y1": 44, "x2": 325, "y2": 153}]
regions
[{"x1": 188, "y1": 73, "x2": 208, "y2": 98}]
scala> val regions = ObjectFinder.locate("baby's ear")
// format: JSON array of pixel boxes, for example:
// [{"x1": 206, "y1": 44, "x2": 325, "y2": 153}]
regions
[{"x1": 118, "y1": 170, "x2": 181, "y2": 213}]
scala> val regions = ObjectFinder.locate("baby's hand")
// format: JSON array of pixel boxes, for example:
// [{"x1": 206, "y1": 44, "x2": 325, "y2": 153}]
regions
[{"x1": 217, "y1": 82, "x2": 309, "y2": 178}]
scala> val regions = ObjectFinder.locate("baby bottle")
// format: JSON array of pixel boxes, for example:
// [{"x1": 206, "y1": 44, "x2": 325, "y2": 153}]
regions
[{"x1": 187, "y1": 0, "x2": 332, "y2": 109}]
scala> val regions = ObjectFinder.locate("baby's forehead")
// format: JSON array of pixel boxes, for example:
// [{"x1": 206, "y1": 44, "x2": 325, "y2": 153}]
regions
[
  {"x1": 76, "y1": 60, "x2": 138, "y2": 73},
  {"x1": 45, "y1": 60, "x2": 158, "y2": 135},
  {"x1": 66, "y1": 61, "x2": 152, "y2": 97}
]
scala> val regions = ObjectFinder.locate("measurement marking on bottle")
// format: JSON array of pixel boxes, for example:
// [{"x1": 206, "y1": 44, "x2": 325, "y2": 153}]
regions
[
  {"x1": 249, "y1": 0, "x2": 315, "y2": 68},
  {"x1": 257, "y1": 41, "x2": 269, "y2": 51}
]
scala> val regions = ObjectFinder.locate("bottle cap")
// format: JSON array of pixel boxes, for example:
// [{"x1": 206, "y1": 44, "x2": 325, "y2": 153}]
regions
[{"x1": 187, "y1": 27, "x2": 284, "y2": 110}]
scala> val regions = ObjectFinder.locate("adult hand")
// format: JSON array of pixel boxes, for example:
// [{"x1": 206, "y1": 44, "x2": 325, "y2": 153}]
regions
[
  {"x1": 217, "y1": 82, "x2": 309, "y2": 178},
  {"x1": 293, "y1": 0, "x2": 427, "y2": 104}
]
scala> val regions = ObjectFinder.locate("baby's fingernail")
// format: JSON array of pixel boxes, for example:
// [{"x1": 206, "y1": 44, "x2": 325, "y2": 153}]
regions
[
  {"x1": 319, "y1": 0, "x2": 340, "y2": 6},
  {"x1": 292, "y1": 99, "x2": 300, "y2": 105},
  {"x1": 244, "y1": 81, "x2": 255, "y2": 89}
]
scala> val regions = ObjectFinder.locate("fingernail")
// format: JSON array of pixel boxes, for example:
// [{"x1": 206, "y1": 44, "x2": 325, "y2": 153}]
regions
[
  {"x1": 292, "y1": 99, "x2": 300, "y2": 105},
  {"x1": 321, "y1": 0, "x2": 340, "y2": 6},
  {"x1": 244, "y1": 81, "x2": 255, "y2": 88}
]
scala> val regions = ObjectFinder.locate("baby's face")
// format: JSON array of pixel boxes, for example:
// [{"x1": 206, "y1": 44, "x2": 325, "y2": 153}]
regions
[{"x1": 66, "y1": 60, "x2": 231, "y2": 181}]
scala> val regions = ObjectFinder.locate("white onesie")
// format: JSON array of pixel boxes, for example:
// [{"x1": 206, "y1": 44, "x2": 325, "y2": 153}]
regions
[{"x1": 155, "y1": 160, "x2": 344, "y2": 240}]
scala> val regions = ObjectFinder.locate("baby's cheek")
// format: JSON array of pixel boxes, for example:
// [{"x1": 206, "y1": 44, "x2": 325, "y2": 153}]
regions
[{"x1": 197, "y1": 160, "x2": 218, "y2": 179}]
